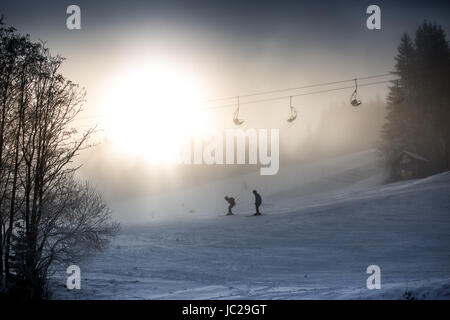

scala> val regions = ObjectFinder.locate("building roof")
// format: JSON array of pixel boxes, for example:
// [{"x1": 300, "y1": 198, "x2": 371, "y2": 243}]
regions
[{"x1": 402, "y1": 150, "x2": 428, "y2": 162}]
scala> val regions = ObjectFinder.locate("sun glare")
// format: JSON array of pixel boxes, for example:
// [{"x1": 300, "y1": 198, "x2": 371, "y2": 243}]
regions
[{"x1": 102, "y1": 63, "x2": 206, "y2": 165}]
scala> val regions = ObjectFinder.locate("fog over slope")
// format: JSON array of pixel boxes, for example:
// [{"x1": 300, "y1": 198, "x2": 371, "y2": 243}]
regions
[{"x1": 51, "y1": 154, "x2": 450, "y2": 299}]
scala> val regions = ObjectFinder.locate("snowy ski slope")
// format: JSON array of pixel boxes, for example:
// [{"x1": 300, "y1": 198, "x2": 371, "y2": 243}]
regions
[{"x1": 51, "y1": 150, "x2": 450, "y2": 299}]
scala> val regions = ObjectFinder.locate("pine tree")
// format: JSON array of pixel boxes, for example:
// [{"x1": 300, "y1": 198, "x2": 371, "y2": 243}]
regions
[
  {"x1": 380, "y1": 33, "x2": 415, "y2": 176},
  {"x1": 380, "y1": 22, "x2": 450, "y2": 179}
]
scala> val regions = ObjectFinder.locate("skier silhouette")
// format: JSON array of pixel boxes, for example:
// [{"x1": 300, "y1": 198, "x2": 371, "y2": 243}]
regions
[
  {"x1": 224, "y1": 196, "x2": 236, "y2": 215},
  {"x1": 253, "y1": 190, "x2": 262, "y2": 216}
]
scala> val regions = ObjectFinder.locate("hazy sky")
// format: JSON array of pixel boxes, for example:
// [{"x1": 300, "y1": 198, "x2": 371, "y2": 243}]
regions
[
  {"x1": 3, "y1": 0, "x2": 450, "y2": 105},
  {"x1": 2, "y1": 0, "x2": 450, "y2": 216},
  {"x1": 3, "y1": 1, "x2": 450, "y2": 93}
]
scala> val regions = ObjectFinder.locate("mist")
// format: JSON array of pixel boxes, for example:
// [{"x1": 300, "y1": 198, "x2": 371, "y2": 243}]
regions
[{"x1": 2, "y1": 0, "x2": 447, "y2": 224}]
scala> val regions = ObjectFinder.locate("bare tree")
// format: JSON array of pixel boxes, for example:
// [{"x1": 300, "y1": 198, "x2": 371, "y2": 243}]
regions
[
  {"x1": 0, "y1": 20, "x2": 118, "y2": 299},
  {"x1": 0, "y1": 19, "x2": 22, "y2": 287}
]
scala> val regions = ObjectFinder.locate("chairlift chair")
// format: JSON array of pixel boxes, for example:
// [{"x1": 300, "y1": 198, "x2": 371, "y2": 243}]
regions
[
  {"x1": 287, "y1": 96, "x2": 298, "y2": 122},
  {"x1": 350, "y1": 78, "x2": 362, "y2": 107},
  {"x1": 233, "y1": 96, "x2": 244, "y2": 125}
]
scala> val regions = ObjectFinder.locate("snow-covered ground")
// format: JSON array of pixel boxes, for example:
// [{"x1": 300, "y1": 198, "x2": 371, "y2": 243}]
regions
[{"x1": 50, "y1": 150, "x2": 450, "y2": 299}]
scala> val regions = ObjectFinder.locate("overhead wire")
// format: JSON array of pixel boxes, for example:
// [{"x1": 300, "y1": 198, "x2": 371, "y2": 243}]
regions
[
  {"x1": 202, "y1": 73, "x2": 392, "y2": 103},
  {"x1": 74, "y1": 72, "x2": 398, "y2": 122},
  {"x1": 202, "y1": 78, "x2": 396, "y2": 110}
]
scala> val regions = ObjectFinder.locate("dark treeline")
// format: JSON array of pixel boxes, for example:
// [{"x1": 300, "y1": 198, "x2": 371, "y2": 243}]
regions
[
  {"x1": 379, "y1": 21, "x2": 450, "y2": 180},
  {"x1": 0, "y1": 19, "x2": 118, "y2": 299}
]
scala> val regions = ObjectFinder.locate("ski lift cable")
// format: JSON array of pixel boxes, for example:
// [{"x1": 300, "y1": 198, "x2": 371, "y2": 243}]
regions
[
  {"x1": 74, "y1": 73, "x2": 398, "y2": 121},
  {"x1": 73, "y1": 77, "x2": 397, "y2": 129},
  {"x1": 202, "y1": 73, "x2": 392, "y2": 103},
  {"x1": 203, "y1": 69, "x2": 433, "y2": 108},
  {"x1": 204, "y1": 79, "x2": 396, "y2": 110}
]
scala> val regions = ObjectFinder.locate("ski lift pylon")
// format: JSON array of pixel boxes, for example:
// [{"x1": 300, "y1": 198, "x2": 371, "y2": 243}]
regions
[
  {"x1": 287, "y1": 96, "x2": 298, "y2": 123},
  {"x1": 350, "y1": 78, "x2": 362, "y2": 107},
  {"x1": 233, "y1": 96, "x2": 244, "y2": 125}
]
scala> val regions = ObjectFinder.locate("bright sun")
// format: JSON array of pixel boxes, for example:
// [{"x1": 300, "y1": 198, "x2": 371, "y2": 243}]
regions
[{"x1": 102, "y1": 63, "x2": 206, "y2": 165}]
